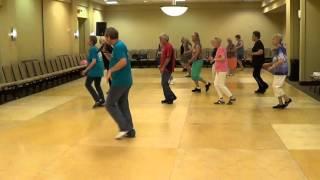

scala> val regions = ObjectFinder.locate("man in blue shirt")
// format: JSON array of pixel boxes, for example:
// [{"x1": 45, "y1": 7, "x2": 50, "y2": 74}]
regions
[
  {"x1": 105, "y1": 27, "x2": 135, "y2": 140},
  {"x1": 82, "y1": 36, "x2": 105, "y2": 108}
]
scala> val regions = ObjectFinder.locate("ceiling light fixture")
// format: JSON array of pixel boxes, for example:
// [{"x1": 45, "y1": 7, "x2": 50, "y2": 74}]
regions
[
  {"x1": 161, "y1": 0, "x2": 188, "y2": 17},
  {"x1": 104, "y1": 0, "x2": 118, "y2": 5}
]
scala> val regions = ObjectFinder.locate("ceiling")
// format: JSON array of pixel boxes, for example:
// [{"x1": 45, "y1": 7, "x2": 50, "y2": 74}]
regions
[{"x1": 94, "y1": 0, "x2": 262, "y2": 5}]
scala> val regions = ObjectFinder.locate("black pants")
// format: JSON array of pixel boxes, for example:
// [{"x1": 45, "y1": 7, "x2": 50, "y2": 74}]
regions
[
  {"x1": 85, "y1": 76, "x2": 105, "y2": 103},
  {"x1": 106, "y1": 86, "x2": 133, "y2": 131},
  {"x1": 253, "y1": 64, "x2": 268, "y2": 90},
  {"x1": 106, "y1": 72, "x2": 112, "y2": 87},
  {"x1": 161, "y1": 71, "x2": 176, "y2": 101},
  {"x1": 104, "y1": 60, "x2": 112, "y2": 87}
]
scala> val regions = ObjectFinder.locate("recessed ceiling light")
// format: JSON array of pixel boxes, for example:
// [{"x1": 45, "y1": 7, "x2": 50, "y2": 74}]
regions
[{"x1": 104, "y1": 0, "x2": 118, "y2": 5}]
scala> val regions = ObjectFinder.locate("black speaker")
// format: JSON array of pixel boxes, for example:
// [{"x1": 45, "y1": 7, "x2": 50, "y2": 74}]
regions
[
  {"x1": 289, "y1": 59, "x2": 299, "y2": 81},
  {"x1": 96, "y1": 22, "x2": 107, "y2": 36}
]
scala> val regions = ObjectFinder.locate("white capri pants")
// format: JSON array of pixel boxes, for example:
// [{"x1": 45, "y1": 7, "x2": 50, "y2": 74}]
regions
[
  {"x1": 214, "y1": 72, "x2": 233, "y2": 98},
  {"x1": 272, "y1": 75, "x2": 287, "y2": 97},
  {"x1": 211, "y1": 65, "x2": 216, "y2": 81}
]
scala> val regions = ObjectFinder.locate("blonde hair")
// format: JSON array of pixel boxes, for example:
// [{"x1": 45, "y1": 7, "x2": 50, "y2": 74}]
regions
[
  {"x1": 99, "y1": 36, "x2": 106, "y2": 44},
  {"x1": 213, "y1": 37, "x2": 222, "y2": 45},
  {"x1": 193, "y1": 32, "x2": 201, "y2": 43}
]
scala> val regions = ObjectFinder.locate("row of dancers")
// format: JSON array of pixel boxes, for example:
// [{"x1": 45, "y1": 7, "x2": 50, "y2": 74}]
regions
[
  {"x1": 81, "y1": 27, "x2": 293, "y2": 139},
  {"x1": 158, "y1": 31, "x2": 292, "y2": 108}
]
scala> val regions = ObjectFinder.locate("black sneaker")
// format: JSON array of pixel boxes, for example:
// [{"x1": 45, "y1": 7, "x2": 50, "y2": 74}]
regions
[
  {"x1": 126, "y1": 129, "x2": 136, "y2": 138},
  {"x1": 255, "y1": 89, "x2": 265, "y2": 94},
  {"x1": 227, "y1": 96, "x2": 236, "y2": 105},
  {"x1": 161, "y1": 99, "x2": 173, "y2": 104},
  {"x1": 205, "y1": 83, "x2": 211, "y2": 92},
  {"x1": 192, "y1": 88, "x2": 201, "y2": 93},
  {"x1": 99, "y1": 99, "x2": 105, "y2": 104},
  {"x1": 229, "y1": 96, "x2": 236, "y2": 102},
  {"x1": 284, "y1": 98, "x2": 292, "y2": 107},
  {"x1": 214, "y1": 99, "x2": 225, "y2": 105},
  {"x1": 273, "y1": 104, "x2": 286, "y2": 109},
  {"x1": 92, "y1": 102, "x2": 103, "y2": 108},
  {"x1": 226, "y1": 101, "x2": 233, "y2": 105},
  {"x1": 173, "y1": 95, "x2": 177, "y2": 101}
]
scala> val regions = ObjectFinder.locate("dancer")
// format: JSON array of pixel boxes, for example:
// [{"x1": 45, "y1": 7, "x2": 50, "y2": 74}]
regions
[
  {"x1": 105, "y1": 27, "x2": 135, "y2": 140},
  {"x1": 159, "y1": 34, "x2": 177, "y2": 104},
  {"x1": 226, "y1": 38, "x2": 237, "y2": 76},
  {"x1": 190, "y1": 32, "x2": 211, "y2": 93},
  {"x1": 156, "y1": 44, "x2": 162, "y2": 67},
  {"x1": 99, "y1": 37, "x2": 113, "y2": 91},
  {"x1": 180, "y1": 37, "x2": 192, "y2": 76},
  {"x1": 252, "y1": 31, "x2": 269, "y2": 94},
  {"x1": 207, "y1": 44, "x2": 218, "y2": 82},
  {"x1": 235, "y1": 34, "x2": 245, "y2": 70},
  {"x1": 210, "y1": 37, "x2": 236, "y2": 105},
  {"x1": 263, "y1": 34, "x2": 292, "y2": 109},
  {"x1": 82, "y1": 36, "x2": 105, "y2": 108}
]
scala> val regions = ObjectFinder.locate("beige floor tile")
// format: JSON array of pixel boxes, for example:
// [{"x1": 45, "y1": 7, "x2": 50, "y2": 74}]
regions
[
  {"x1": 187, "y1": 108, "x2": 269, "y2": 125},
  {"x1": 273, "y1": 124, "x2": 320, "y2": 150},
  {"x1": 265, "y1": 108, "x2": 320, "y2": 124},
  {"x1": 171, "y1": 149, "x2": 307, "y2": 180},
  {"x1": 0, "y1": 96, "x2": 74, "y2": 121},
  {"x1": 34, "y1": 146, "x2": 177, "y2": 180},
  {"x1": 0, "y1": 68, "x2": 318, "y2": 179},
  {"x1": 290, "y1": 150, "x2": 320, "y2": 180},
  {"x1": 80, "y1": 106, "x2": 188, "y2": 148},
  {"x1": 180, "y1": 123, "x2": 286, "y2": 149},
  {"x1": 0, "y1": 144, "x2": 70, "y2": 180}
]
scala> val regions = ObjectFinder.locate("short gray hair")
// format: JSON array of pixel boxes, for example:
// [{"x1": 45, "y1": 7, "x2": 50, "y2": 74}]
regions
[
  {"x1": 273, "y1": 33, "x2": 283, "y2": 42},
  {"x1": 160, "y1": 33, "x2": 169, "y2": 41}
]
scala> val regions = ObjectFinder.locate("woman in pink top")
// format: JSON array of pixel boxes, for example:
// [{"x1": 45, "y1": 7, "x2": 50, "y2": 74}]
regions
[{"x1": 210, "y1": 37, "x2": 236, "y2": 105}]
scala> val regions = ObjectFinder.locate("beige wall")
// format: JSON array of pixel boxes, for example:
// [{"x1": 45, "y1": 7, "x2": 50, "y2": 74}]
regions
[
  {"x1": 300, "y1": 0, "x2": 320, "y2": 80},
  {"x1": 43, "y1": 0, "x2": 73, "y2": 59},
  {"x1": 16, "y1": 0, "x2": 43, "y2": 61},
  {"x1": 105, "y1": 3, "x2": 285, "y2": 50},
  {"x1": 0, "y1": 0, "x2": 104, "y2": 66},
  {"x1": 0, "y1": 0, "x2": 17, "y2": 65}
]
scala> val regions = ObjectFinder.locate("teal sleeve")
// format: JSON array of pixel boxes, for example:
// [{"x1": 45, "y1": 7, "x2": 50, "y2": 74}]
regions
[
  {"x1": 89, "y1": 48, "x2": 98, "y2": 62},
  {"x1": 114, "y1": 46, "x2": 127, "y2": 62}
]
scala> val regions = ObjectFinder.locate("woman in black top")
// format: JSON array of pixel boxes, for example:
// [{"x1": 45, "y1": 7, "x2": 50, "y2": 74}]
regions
[
  {"x1": 251, "y1": 31, "x2": 268, "y2": 94},
  {"x1": 99, "y1": 37, "x2": 113, "y2": 88}
]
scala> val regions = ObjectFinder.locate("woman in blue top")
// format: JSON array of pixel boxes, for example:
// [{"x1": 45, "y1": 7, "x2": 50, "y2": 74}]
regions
[
  {"x1": 82, "y1": 36, "x2": 105, "y2": 108},
  {"x1": 263, "y1": 34, "x2": 292, "y2": 109}
]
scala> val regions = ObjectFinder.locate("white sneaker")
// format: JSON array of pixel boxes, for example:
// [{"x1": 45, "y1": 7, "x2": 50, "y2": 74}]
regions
[{"x1": 115, "y1": 131, "x2": 129, "y2": 140}]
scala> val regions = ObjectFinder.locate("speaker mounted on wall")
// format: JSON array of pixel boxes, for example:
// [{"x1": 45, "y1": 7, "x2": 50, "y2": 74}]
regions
[{"x1": 96, "y1": 22, "x2": 107, "y2": 36}]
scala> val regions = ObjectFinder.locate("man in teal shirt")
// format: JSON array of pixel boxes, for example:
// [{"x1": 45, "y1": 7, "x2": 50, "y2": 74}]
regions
[
  {"x1": 82, "y1": 36, "x2": 105, "y2": 108},
  {"x1": 105, "y1": 27, "x2": 135, "y2": 140}
]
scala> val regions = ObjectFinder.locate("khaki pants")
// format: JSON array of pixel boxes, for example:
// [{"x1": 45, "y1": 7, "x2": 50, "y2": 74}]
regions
[
  {"x1": 272, "y1": 75, "x2": 286, "y2": 97},
  {"x1": 214, "y1": 72, "x2": 232, "y2": 98}
]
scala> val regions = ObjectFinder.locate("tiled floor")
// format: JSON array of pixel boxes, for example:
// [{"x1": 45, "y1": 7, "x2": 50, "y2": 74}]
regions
[{"x1": 0, "y1": 68, "x2": 319, "y2": 180}]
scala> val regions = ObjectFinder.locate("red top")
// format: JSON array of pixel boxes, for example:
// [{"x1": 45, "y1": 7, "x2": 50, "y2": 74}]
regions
[{"x1": 160, "y1": 43, "x2": 176, "y2": 73}]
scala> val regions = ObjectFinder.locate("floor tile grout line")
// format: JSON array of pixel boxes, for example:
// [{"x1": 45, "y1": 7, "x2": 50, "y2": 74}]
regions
[
  {"x1": 168, "y1": 91, "x2": 194, "y2": 180},
  {"x1": 271, "y1": 123, "x2": 310, "y2": 180}
]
